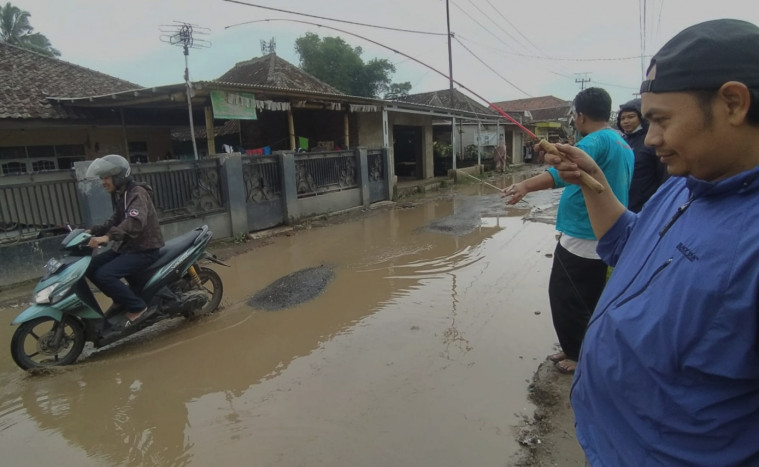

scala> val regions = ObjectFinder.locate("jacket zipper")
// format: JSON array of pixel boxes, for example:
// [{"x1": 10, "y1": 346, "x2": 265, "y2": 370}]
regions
[{"x1": 614, "y1": 258, "x2": 673, "y2": 308}]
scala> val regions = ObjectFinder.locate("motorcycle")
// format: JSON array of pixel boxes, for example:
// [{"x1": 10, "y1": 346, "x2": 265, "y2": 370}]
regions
[{"x1": 9, "y1": 224, "x2": 227, "y2": 370}]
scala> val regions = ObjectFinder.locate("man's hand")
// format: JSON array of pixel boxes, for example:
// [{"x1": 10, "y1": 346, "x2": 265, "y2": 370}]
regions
[
  {"x1": 87, "y1": 235, "x2": 109, "y2": 249},
  {"x1": 547, "y1": 143, "x2": 604, "y2": 187},
  {"x1": 502, "y1": 181, "x2": 528, "y2": 205}
]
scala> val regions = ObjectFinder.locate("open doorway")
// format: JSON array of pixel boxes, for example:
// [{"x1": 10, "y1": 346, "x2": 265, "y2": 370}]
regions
[{"x1": 393, "y1": 125, "x2": 423, "y2": 179}]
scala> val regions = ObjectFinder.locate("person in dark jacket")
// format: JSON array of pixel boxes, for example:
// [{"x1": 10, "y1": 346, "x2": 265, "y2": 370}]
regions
[
  {"x1": 617, "y1": 98, "x2": 668, "y2": 212},
  {"x1": 85, "y1": 154, "x2": 164, "y2": 326}
]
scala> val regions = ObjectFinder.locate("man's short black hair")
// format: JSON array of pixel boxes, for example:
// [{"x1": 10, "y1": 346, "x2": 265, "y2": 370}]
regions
[{"x1": 573, "y1": 87, "x2": 612, "y2": 122}]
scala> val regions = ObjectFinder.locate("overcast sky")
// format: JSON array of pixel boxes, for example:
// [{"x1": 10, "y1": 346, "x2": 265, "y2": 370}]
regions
[{"x1": 18, "y1": 0, "x2": 759, "y2": 110}]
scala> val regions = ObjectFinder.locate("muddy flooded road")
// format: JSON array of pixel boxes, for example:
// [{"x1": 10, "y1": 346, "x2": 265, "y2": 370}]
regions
[{"x1": 0, "y1": 173, "x2": 564, "y2": 466}]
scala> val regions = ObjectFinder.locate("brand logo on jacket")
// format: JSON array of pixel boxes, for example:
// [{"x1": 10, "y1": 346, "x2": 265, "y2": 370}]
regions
[{"x1": 676, "y1": 242, "x2": 699, "y2": 262}]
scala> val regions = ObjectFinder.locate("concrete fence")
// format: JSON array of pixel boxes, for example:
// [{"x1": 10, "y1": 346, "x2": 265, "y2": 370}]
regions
[{"x1": 0, "y1": 147, "x2": 392, "y2": 288}]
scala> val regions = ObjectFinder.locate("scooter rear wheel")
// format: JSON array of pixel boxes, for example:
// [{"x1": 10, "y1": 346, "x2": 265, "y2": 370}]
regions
[
  {"x1": 11, "y1": 316, "x2": 86, "y2": 370},
  {"x1": 195, "y1": 267, "x2": 223, "y2": 314}
]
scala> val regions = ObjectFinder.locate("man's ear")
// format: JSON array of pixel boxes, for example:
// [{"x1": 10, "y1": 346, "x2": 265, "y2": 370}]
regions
[{"x1": 718, "y1": 81, "x2": 751, "y2": 125}]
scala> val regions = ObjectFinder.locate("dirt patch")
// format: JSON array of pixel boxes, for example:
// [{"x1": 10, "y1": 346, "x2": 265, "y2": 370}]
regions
[
  {"x1": 514, "y1": 360, "x2": 585, "y2": 466},
  {"x1": 248, "y1": 265, "x2": 335, "y2": 311}
]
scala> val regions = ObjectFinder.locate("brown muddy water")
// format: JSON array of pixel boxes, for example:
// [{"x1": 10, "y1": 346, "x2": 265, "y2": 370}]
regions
[{"x1": 0, "y1": 175, "x2": 563, "y2": 466}]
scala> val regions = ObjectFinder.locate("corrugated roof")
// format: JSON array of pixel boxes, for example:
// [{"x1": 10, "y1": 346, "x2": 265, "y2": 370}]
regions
[
  {"x1": 216, "y1": 53, "x2": 344, "y2": 95},
  {"x1": 0, "y1": 42, "x2": 142, "y2": 120}
]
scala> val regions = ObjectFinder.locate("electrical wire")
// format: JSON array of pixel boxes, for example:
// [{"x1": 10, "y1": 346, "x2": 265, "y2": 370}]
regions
[
  {"x1": 485, "y1": 0, "x2": 542, "y2": 55},
  {"x1": 465, "y1": 0, "x2": 533, "y2": 55},
  {"x1": 223, "y1": 0, "x2": 447, "y2": 36},
  {"x1": 449, "y1": 0, "x2": 520, "y2": 54},
  {"x1": 452, "y1": 36, "x2": 531, "y2": 97},
  {"x1": 223, "y1": 18, "x2": 538, "y2": 136}
]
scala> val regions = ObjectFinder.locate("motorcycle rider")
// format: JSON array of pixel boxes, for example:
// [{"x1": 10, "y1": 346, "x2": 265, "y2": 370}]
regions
[{"x1": 85, "y1": 154, "x2": 164, "y2": 326}]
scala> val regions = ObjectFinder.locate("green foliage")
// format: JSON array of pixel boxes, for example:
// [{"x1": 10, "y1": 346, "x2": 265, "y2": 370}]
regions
[
  {"x1": 384, "y1": 81, "x2": 412, "y2": 99},
  {"x1": 0, "y1": 2, "x2": 59, "y2": 56},
  {"x1": 233, "y1": 232, "x2": 249, "y2": 244},
  {"x1": 463, "y1": 144, "x2": 481, "y2": 159},
  {"x1": 294, "y1": 32, "x2": 411, "y2": 98},
  {"x1": 433, "y1": 141, "x2": 451, "y2": 159}
]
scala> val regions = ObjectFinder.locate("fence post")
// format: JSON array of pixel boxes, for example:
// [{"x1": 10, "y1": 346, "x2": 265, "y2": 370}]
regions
[
  {"x1": 278, "y1": 151, "x2": 300, "y2": 224},
  {"x1": 74, "y1": 161, "x2": 112, "y2": 227},
  {"x1": 219, "y1": 152, "x2": 248, "y2": 237},
  {"x1": 357, "y1": 147, "x2": 370, "y2": 208},
  {"x1": 382, "y1": 147, "x2": 393, "y2": 201}
]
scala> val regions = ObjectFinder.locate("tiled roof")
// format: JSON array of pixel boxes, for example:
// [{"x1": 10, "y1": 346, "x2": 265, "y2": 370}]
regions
[
  {"x1": 492, "y1": 95, "x2": 570, "y2": 112},
  {"x1": 393, "y1": 88, "x2": 497, "y2": 115},
  {"x1": 0, "y1": 42, "x2": 141, "y2": 120},
  {"x1": 528, "y1": 105, "x2": 571, "y2": 121},
  {"x1": 216, "y1": 53, "x2": 344, "y2": 95}
]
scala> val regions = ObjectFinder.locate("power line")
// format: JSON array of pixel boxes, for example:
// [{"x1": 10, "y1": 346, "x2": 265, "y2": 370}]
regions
[
  {"x1": 485, "y1": 0, "x2": 542, "y2": 54},
  {"x1": 223, "y1": 0, "x2": 447, "y2": 36},
  {"x1": 464, "y1": 0, "x2": 533, "y2": 55},
  {"x1": 223, "y1": 17, "x2": 531, "y2": 125},
  {"x1": 452, "y1": 36, "x2": 531, "y2": 97},
  {"x1": 449, "y1": 0, "x2": 520, "y2": 54},
  {"x1": 454, "y1": 33, "x2": 650, "y2": 62}
]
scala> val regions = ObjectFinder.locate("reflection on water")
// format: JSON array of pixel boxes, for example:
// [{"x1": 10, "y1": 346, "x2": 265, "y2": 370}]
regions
[{"x1": 0, "y1": 184, "x2": 561, "y2": 466}]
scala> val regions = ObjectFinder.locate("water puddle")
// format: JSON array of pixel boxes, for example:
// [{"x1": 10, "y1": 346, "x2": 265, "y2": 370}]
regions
[{"x1": 0, "y1": 180, "x2": 563, "y2": 466}]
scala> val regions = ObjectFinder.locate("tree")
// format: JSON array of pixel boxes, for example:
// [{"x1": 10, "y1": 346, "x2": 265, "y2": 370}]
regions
[
  {"x1": 294, "y1": 32, "x2": 410, "y2": 98},
  {"x1": 0, "y1": 2, "x2": 60, "y2": 57}
]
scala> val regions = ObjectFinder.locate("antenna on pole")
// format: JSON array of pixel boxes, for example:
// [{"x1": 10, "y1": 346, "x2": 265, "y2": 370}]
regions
[
  {"x1": 574, "y1": 72, "x2": 592, "y2": 91},
  {"x1": 160, "y1": 22, "x2": 211, "y2": 160},
  {"x1": 260, "y1": 37, "x2": 276, "y2": 55}
]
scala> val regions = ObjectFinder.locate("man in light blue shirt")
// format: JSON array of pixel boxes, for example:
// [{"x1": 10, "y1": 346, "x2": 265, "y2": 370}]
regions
[{"x1": 504, "y1": 87, "x2": 633, "y2": 373}]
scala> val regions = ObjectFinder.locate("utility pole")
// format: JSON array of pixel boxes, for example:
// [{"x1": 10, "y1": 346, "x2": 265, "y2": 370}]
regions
[
  {"x1": 575, "y1": 72, "x2": 592, "y2": 90},
  {"x1": 160, "y1": 22, "x2": 211, "y2": 160},
  {"x1": 446, "y1": 0, "x2": 457, "y2": 169}
]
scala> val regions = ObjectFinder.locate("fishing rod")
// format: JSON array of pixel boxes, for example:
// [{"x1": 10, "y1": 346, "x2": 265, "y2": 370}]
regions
[
  {"x1": 455, "y1": 169, "x2": 505, "y2": 192},
  {"x1": 225, "y1": 16, "x2": 604, "y2": 194},
  {"x1": 225, "y1": 17, "x2": 538, "y2": 136}
]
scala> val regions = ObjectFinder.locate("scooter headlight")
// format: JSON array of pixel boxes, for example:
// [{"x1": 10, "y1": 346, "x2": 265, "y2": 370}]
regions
[
  {"x1": 34, "y1": 284, "x2": 57, "y2": 304},
  {"x1": 34, "y1": 283, "x2": 73, "y2": 304}
]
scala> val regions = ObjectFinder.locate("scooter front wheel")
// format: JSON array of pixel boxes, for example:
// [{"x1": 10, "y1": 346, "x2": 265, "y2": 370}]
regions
[{"x1": 11, "y1": 316, "x2": 86, "y2": 370}]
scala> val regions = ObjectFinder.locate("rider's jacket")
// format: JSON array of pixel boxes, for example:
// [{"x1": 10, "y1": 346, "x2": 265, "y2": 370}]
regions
[{"x1": 91, "y1": 179, "x2": 164, "y2": 252}]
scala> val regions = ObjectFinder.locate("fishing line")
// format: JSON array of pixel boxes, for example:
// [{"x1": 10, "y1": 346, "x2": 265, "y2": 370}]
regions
[{"x1": 225, "y1": 14, "x2": 592, "y2": 312}]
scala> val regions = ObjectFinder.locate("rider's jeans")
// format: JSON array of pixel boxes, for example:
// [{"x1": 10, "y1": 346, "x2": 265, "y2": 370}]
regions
[{"x1": 86, "y1": 249, "x2": 160, "y2": 312}]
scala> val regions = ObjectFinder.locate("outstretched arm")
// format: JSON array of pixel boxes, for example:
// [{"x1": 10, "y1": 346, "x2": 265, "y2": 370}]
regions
[
  {"x1": 502, "y1": 171, "x2": 555, "y2": 205},
  {"x1": 548, "y1": 143, "x2": 627, "y2": 238}
]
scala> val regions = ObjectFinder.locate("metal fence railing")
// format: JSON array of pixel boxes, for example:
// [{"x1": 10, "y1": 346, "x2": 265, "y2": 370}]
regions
[
  {"x1": 294, "y1": 150, "x2": 358, "y2": 198},
  {"x1": 242, "y1": 155, "x2": 281, "y2": 203},
  {"x1": 0, "y1": 170, "x2": 81, "y2": 243},
  {"x1": 130, "y1": 159, "x2": 226, "y2": 221},
  {"x1": 367, "y1": 149, "x2": 385, "y2": 182}
]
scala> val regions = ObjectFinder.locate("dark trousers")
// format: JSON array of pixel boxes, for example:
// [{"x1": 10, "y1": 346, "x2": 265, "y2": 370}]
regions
[
  {"x1": 548, "y1": 242, "x2": 607, "y2": 361},
  {"x1": 86, "y1": 249, "x2": 160, "y2": 313}
]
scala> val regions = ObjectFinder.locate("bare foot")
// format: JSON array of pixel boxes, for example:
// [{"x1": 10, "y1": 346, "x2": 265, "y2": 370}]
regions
[
  {"x1": 548, "y1": 351, "x2": 567, "y2": 363},
  {"x1": 555, "y1": 359, "x2": 577, "y2": 374}
]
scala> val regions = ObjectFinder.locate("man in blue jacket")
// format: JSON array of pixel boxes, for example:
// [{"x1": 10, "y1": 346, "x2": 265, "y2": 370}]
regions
[
  {"x1": 504, "y1": 87, "x2": 633, "y2": 374},
  {"x1": 549, "y1": 19, "x2": 759, "y2": 466}
]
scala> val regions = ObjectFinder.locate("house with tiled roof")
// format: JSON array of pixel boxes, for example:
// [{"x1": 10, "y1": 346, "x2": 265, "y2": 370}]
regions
[
  {"x1": 393, "y1": 88, "x2": 527, "y2": 170},
  {"x1": 491, "y1": 95, "x2": 572, "y2": 142},
  {"x1": 0, "y1": 42, "x2": 177, "y2": 174},
  {"x1": 217, "y1": 54, "x2": 344, "y2": 95}
]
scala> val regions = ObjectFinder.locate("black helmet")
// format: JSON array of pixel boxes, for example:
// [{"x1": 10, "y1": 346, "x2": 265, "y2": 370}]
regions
[{"x1": 85, "y1": 154, "x2": 132, "y2": 188}]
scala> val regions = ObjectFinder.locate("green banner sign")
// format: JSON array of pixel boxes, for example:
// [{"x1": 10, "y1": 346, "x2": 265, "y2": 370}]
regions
[{"x1": 210, "y1": 90, "x2": 258, "y2": 120}]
